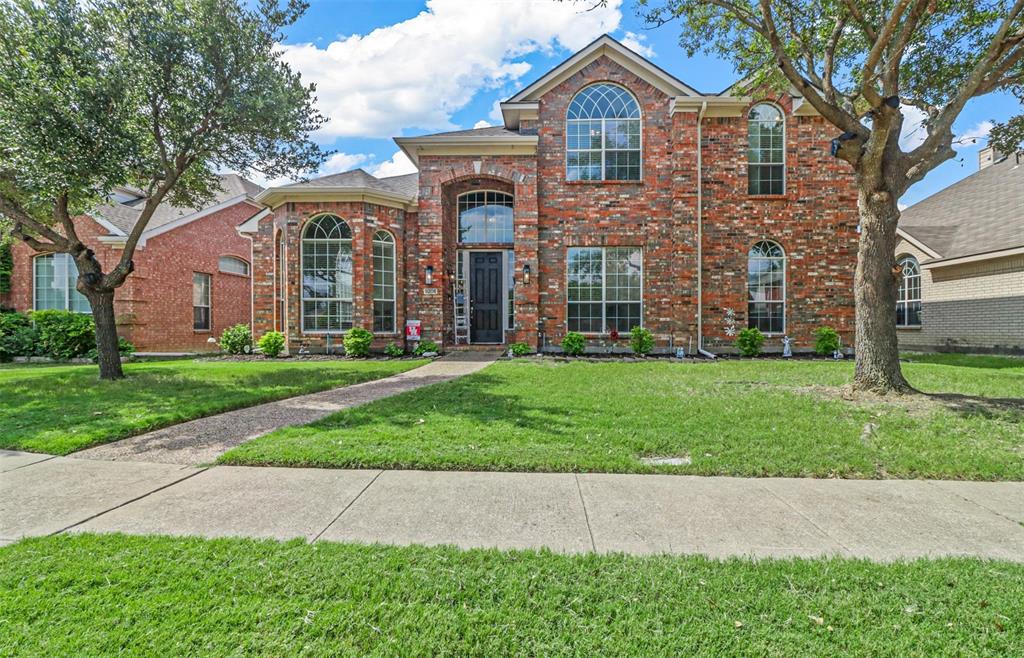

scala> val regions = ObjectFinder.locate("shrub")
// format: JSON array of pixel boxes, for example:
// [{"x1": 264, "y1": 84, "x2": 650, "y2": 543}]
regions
[
  {"x1": 343, "y1": 327, "x2": 374, "y2": 357},
  {"x1": 0, "y1": 241, "x2": 12, "y2": 295},
  {"x1": 258, "y1": 331, "x2": 286, "y2": 358},
  {"x1": 87, "y1": 337, "x2": 135, "y2": 363},
  {"x1": 813, "y1": 326, "x2": 841, "y2": 356},
  {"x1": 509, "y1": 342, "x2": 531, "y2": 357},
  {"x1": 219, "y1": 324, "x2": 252, "y2": 354},
  {"x1": 384, "y1": 341, "x2": 404, "y2": 357},
  {"x1": 32, "y1": 310, "x2": 95, "y2": 360},
  {"x1": 735, "y1": 327, "x2": 765, "y2": 357},
  {"x1": 561, "y1": 331, "x2": 586, "y2": 356},
  {"x1": 0, "y1": 311, "x2": 39, "y2": 361},
  {"x1": 629, "y1": 326, "x2": 654, "y2": 356},
  {"x1": 413, "y1": 340, "x2": 440, "y2": 356}
]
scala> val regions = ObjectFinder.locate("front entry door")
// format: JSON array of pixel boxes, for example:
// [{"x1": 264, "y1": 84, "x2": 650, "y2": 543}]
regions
[{"x1": 470, "y1": 252, "x2": 503, "y2": 343}]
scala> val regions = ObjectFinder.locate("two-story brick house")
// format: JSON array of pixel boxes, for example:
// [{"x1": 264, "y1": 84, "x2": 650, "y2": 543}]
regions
[{"x1": 242, "y1": 35, "x2": 858, "y2": 354}]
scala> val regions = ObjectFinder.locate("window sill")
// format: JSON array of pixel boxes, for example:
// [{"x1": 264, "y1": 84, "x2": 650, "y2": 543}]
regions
[
  {"x1": 746, "y1": 194, "x2": 791, "y2": 201},
  {"x1": 566, "y1": 179, "x2": 644, "y2": 186},
  {"x1": 218, "y1": 270, "x2": 251, "y2": 279},
  {"x1": 897, "y1": 325, "x2": 923, "y2": 331},
  {"x1": 193, "y1": 329, "x2": 211, "y2": 334}
]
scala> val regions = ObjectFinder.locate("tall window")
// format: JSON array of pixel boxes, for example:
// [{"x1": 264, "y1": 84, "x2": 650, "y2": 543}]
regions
[
  {"x1": 567, "y1": 246, "x2": 642, "y2": 332},
  {"x1": 747, "y1": 241, "x2": 785, "y2": 334},
  {"x1": 275, "y1": 230, "x2": 286, "y2": 332},
  {"x1": 748, "y1": 103, "x2": 785, "y2": 195},
  {"x1": 372, "y1": 230, "x2": 396, "y2": 333},
  {"x1": 896, "y1": 256, "x2": 922, "y2": 327},
  {"x1": 458, "y1": 191, "x2": 514, "y2": 243},
  {"x1": 193, "y1": 272, "x2": 211, "y2": 331},
  {"x1": 566, "y1": 83, "x2": 641, "y2": 181},
  {"x1": 34, "y1": 253, "x2": 90, "y2": 312},
  {"x1": 301, "y1": 214, "x2": 352, "y2": 332}
]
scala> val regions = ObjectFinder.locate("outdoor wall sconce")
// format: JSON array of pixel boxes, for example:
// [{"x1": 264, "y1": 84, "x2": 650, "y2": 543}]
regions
[
  {"x1": 523, "y1": 263, "x2": 531, "y2": 285},
  {"x1": 425, "y1": 265, "x2": 434, "y2": 286}
]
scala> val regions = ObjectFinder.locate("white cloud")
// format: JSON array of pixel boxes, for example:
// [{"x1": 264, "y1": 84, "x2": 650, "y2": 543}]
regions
[
  {"x1": 955, "y1": 120, "x2": 994, "y2": 149},
  {"x1": 280, "y1": 0, "x2": 623, "y2": 139},
  {"x1": 320, "y1": 151, "x2": 371, "y2": 174},
  {"x1": 899, "y1": 105, "x2": 929, "y2": 151},
  {"x1": 620, "y1": 31, "x2": 655, "y2": 58},
  {"x1": 473, "y1": 120, "x2": 492, "y2": 129},
  {"x1": 370, "y1": 150, "x2": 418, "y2": 178}
]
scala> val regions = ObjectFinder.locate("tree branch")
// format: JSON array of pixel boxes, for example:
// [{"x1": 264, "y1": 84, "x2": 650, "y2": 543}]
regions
[
  {"x1": 11, "y1": 223, "x2": 61, "y2": 254},
  {"x1": 859, "y1": 0, "x2": 912, "y2": 104},
  {"x1": 0, "y1": 194, "x2": 69, "y2": 247}
]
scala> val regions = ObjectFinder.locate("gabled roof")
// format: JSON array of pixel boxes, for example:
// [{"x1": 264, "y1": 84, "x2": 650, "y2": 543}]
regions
[
  {"x1": 506, "y1": 34, "x2": 701, "y2": 103},
  {"x1": 898, "y1": 154, "x2": 1024, "y2": 264},
  {"x1": 252, "y1": 168, "x2": 420, "y2": 213},
  {"x1": 94, "y1": 173, "x2": 262, "y2": 239}
]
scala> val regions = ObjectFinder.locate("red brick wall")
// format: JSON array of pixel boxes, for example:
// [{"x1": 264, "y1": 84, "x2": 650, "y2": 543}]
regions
[{"x1": 3, "y1": 202, "x2": 257, "y2": 352}]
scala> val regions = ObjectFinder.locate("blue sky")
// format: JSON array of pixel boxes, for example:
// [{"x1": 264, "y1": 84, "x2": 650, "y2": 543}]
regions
[{"x1": 274, "y1": 0, "x2": 1023, "y2": 208}]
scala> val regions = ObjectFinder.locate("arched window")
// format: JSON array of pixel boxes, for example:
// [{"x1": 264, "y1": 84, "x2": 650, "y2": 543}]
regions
[
  {"x1": 896, "y1": 256, "x2": 922, "y2": 327},
  {"x1": 566, "y1": 83, "x2": 641, "y2": 181},
  {"x1": 372, "y1": 230, "x2": 396, "y2": 333},
  {"x1": 458, "y1": 191, "x2": 514, "y2": 243},
  {"x1": 748, "y1": 103, "x2": 785, "y2": 195},
  {"x1": 747, "y1": 240, "x2": 785, "y2": 334},
  {"x1": 34, "y1": 253, "x2": 90, "y2": 312},
  {"x1": 301, "y1": 215, "x2": 352, "y2": 332},
  {"x1": 218, "y1": 255, "x2": 250, "y2": 276}
]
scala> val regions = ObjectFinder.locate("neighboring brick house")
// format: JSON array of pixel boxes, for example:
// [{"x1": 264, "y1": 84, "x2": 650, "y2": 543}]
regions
[
  {"x1": 1, "y1": 174, "x2": 262, "y2": 352},
  {"x1": 895, "y1": 147, "x2": 1024, "y2": 355},
  {"x1": 242, "y1": 35, "x2": 858, "y2": 354}
]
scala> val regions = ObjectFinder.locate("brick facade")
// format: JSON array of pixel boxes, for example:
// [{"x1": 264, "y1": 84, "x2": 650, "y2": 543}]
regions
[
  {"x1": 2, "y1": 201, "x2": 258, "y2": 352},
  {"x1": 250, "y1": 49, "x2": 858, "y2": 355}
]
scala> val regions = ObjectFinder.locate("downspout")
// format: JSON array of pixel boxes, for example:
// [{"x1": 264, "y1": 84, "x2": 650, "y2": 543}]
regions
[{"x1": 695, "y1": 101, "x2": 716, "y2": 359}]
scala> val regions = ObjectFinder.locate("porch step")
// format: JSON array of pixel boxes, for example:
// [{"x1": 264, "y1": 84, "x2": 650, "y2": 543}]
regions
[{"x1": 447, "y1": 344, "x2": 508, "y2": 353}]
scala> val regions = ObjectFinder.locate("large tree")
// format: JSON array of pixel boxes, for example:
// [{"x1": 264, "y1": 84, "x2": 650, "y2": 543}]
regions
[
  {"x1": 0, "y1": 0, "x2": 326, "y2": 379},
  {"x1": 638, "y1": 0, "x2": 1024, "y2": 393}
]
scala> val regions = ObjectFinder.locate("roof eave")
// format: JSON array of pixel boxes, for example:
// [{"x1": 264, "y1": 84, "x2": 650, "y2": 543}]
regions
[
  {"x1": 255, "y1": 186, "x2": 417, "y2": 212},
  {"x1": 394, "y1": 135, "x2": 539, "y2": 166},
  {"x1": 920, "y1": 244, "x2": 1024, "y2": 269}
]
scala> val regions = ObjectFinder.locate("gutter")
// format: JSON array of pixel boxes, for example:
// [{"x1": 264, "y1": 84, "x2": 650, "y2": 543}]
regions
[{"x1": 696, "y1": 100, "x2": 710, "y2": 356}]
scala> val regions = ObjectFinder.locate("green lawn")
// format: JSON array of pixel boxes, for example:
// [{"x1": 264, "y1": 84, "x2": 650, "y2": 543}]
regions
[
  {"x1": 221, "y1": 354, "x2": 1024, "y2": 480},
  {"x1": 1, "y1": 534, "x2": 1021, "y2": 657},
  {"x1": 0, "y1": 358, "x2": 425, "y2": 455}
]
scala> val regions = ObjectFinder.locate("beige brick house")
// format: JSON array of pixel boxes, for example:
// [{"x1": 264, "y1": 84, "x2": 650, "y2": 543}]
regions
[{"x1": 895, "y1": 147, "x2": 1024, "y2": 355}]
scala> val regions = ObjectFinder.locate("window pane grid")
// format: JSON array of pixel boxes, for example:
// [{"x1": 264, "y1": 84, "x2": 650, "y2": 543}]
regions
[
  {"x1": 34, "y1": 253, "x2": 90, "y2": 312},
  {"x1": 458, "y1": 191, "x2": 514, "y2": 244},
  {"x1": 193, "y1": 272, "x2": 211, "y2": 331},
  {"x1": 567, "y1": 247, "x2": 642, "y2": 333},
  {"x1": 747, "y1": 241, "x2": 785, "y2": 334},
  {"x1": 372, "y1": 231, "x2": 396, "y2": 333},
  {"x1": 302, "y1": 215, "x2": 354, "y2": 332},
  {"x1": 748, "y1": 104, "x2": 785, "y2": 195},
  {"x1": 896, "y1": 257, "x2": 922, "y2": 327},
  {"x1": 566, "y1": 84, "x2": 641, "y2": 182}
]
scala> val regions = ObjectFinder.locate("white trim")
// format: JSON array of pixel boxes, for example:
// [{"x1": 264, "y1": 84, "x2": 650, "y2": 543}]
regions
[
  {"x1": 395, "y1": 134, "x2": 538, "y2": 167},
  {"x1": 507, "y1": 35, "x2": 699, "y2": 104},
  {"x1": 92, "y1": 216, "x2": 127, "y2": 237},
  {"x1": 895, "y1": 255, "x2": 922, "y2": 328},
  {"x1": 896, "y1": 228, "x2": 942, "y2": 259},
  {"x1": 746, "y1": 240, "x2": 786, "y2": 336},
  {"x1": 565, "y1": 82, "x2": 643, "y2": 183},
  {"x1": 256, "y1": 186, "x2": 416, "y2": 211},
  {"x1": 372, "y1": 229, "x2": 397, "y2": 334},
  {"x1": 747, "y1": 101, "x2": 786, "y2": 196},
  {"x1": 237, "y1": 207, "x2": 272, "y2": 234},
  {"x1": 670, "y1": 96, "x2": 750, "y2": 117},
  {"x1": 920, "y1": 244, "x2": 1024, "y2": 269},
  {"x1": 299, "y1": 214, "x2": 354, "y2": 334},
  {"x1": 565, "y1": 246, "x2": 644, "y2": 334}
]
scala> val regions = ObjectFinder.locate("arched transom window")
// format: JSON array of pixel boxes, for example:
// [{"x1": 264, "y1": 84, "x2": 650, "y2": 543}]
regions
[
  {"x1": 458, "y1": 191, "x2": 514, "y2": 243},
  {"x1": 896, "y1": 256, "x2": 922, "y2": 327},
  {"x1": 372, "y1": 230, "x2": 396, "y2": 333},
  {"x1": 301, "y1": 214, "x2": 352, "y2": 332},
  {"x1": 748, "y1": 103, "x2": 785, "y2": 195},
  {"x1": 566, "y1": 83, "x2": 641, "y2": 181},
  {"x1": 747, "y1": 240, "x2": 785, "y2": 334}
]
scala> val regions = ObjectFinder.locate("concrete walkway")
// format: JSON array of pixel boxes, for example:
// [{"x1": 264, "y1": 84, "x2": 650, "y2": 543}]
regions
[
  {"x1": 75, "y1": 352, "x2": 497, "y2": 465},
  {"x1": 3, "y1": 451, "x2": 1022, "y2": 561}
]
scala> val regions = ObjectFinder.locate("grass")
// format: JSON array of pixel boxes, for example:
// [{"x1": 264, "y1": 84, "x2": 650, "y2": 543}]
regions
[
  {"x1": 1, "y1": 534, "x2": 1021, "y2": 657},
  {"x1": 0, "y1": 358, "x2": 425, "y2": 455},
  {"x1": 221, "y1": 355, "x2": 1024, "y2": 480}
]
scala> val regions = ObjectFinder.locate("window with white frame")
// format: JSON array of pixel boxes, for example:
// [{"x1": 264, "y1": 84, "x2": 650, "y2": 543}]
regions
[
  {"x1": 458, "y1": 191, "x2": 514, "y2": 243},
  {"x1": 566, "y1": 83, "x2": 641, "y2": 181},
  {"x1": 301, "y1": 214, "x2": 353, "y2": 332},
  {"x1": 507, "y1": 251, "x2": 515, "y2": 330},
  {"x1": 748, "y1": 103, "x2": 785, "y2": 195},
  {"x1": 193, "y1": 272, "x2": 211, "y2": 331},
  {"x1": 34, "y1": 253, "x2": 90, "y2": 312},
  {"x1": 218, "y1": 255, "x2": 250, "y2": 276},
  {"x1": 567, "y1": 246, "x2": 642, "y2": 333},
  {"x1": 896, "y1": 256, "x2": 922, "y2": 327},
  {"x1": 372, "y1": 230, "x2": 396, "y2": 333},
  {"x1": 747, "y1": 240, "x2": 785, "y2": 334}
]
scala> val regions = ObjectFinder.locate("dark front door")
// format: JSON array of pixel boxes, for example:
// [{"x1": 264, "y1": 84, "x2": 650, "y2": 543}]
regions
[{"x1": 470, "y1": 252, "x2": 503, "y2": 343}]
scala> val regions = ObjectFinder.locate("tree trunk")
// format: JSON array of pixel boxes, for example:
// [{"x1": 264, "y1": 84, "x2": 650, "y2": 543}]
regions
[
  {"x1": 85, "y1": 288, "x2": 125, "y2": 380},
  {"x1": 852, "y1": 188, "x2": 912, "y2": 394}
]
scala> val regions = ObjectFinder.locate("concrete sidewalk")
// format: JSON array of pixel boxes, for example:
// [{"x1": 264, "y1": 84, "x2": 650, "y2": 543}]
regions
[
  {"x1": 74, "y1": 352, "x2": 496, "y2": 465},
  {"x1": 3, "y1": 451, "x2": 1022, "y2": 561}
]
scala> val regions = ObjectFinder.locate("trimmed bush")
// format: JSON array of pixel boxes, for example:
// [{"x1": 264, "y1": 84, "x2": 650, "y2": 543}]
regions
[
  {"x1": 33, "y1": 310, "x2": 95, "y2": 360},
  {"x1": 0, "y1": 311, "x2": 39, "y2": 361},
  {"x1": 813, "y1": 326, "x2": 841, "y2": 356},
  {"x1": 343, "y1": 327, "x2": 374, "y2": 357},
  {"x1": 384, "y1": 342, "x2": 404, "y2": 357},
  {"x1": 413, "y1": 340, "x2": 440, "y2": 356},
  {"x1": 219, "y1": 324, "x2": 252, "y2": 355},
  {"x1": 258, "y1": 331, "x2": 286, "y2": 358},
  {"x1": 509, "y1": 342, "x2": 531, "y2": 357},
  {"x1": 735, "y1": 327, "x2": 765, "y2": 357},
  {"x1": 629, "y1": 326, "x2": 654, "y2": 356},
  {"x1": 561, "y1": 331, "x2": 585, "y2": 356}
]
